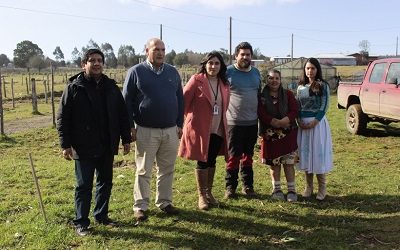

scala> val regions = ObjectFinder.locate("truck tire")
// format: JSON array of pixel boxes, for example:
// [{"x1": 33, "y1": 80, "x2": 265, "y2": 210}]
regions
[{"x1": 345, "y1": 104, "x2": 368, "y2": 135}]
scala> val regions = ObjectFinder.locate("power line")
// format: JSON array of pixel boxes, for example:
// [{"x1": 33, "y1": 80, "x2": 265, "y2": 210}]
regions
[
  {"x1": 233, "y1": 17, "x2": 400, "y2": 33},
  {"x1": 0, "y1": 4, "x2": 158, "y2": 26},
  {"x1": 128, "y1": 0, "x2": 225, "y2": 20}
]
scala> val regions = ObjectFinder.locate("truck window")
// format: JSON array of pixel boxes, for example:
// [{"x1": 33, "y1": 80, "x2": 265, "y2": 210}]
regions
[
  {"x1": 369, "y1": 63, "x2": 386, "y2": 83},
  {"x1": 385, "y1": 62, "x2": 400, "y2": 84}
]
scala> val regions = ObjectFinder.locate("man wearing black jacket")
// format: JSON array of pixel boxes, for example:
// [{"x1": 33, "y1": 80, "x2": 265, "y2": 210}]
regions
[{"x1": 57, "y1": 49, "x2": 131, "y2": 236}]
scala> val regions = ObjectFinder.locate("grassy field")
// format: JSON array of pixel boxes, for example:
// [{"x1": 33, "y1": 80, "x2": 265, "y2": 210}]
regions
[{"x1": 1, "y1": 95, "x2": 399, "y2": 249}]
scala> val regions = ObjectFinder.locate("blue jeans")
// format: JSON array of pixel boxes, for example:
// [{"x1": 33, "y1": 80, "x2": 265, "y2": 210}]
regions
[{"x1": 73, "y1": 154, "x2": 114, "y2": 227}]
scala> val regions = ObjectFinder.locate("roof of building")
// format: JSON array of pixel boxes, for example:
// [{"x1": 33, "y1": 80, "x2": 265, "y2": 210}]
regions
[{"x1": 313, "y1": 53, "x2": 355, "y2": 59}]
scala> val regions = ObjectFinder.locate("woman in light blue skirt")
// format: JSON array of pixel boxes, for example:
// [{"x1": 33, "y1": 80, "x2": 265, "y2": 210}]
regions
[{"x1": 296, "y1": 58, "x2": 333, "y2": 201}]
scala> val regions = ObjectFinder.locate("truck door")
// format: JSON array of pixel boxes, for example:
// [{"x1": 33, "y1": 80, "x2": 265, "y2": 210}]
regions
[
  {"x1": 381, "y1": 62, "x2": 400, "y2": 119},
  {"x1": 361, "y1": 62, "x2": 386, "y2": 116}
]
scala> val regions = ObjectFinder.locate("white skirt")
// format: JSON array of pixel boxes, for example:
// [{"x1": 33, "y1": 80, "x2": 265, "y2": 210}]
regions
[{"x1": 297, "y1": 116, "x2": 333, "y2": 174}]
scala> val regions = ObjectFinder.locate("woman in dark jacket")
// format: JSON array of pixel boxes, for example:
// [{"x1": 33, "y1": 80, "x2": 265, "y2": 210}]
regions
[{"x1": 258, "y1": 69, "x2": 299, "y2": 202}]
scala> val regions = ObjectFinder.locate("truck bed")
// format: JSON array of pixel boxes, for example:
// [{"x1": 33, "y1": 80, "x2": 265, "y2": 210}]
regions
[{"x1": 337, "y1": 82, "x2": 362, "y2": 108}]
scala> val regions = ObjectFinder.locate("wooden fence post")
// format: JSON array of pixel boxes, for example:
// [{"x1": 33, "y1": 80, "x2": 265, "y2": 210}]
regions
[
  {"x1": 31, "y1": 78, "x2": 38, "y2": 114},
  {"x1": 11, "y1": 78, "x2": 15, "y2": 108},
  {"x1": 25, "y1": 77, "x2": 29, "y2": 95},
  {"x1": 28, "y1": 68, "x2": 31, "y2": 90},
  {"x1": 2, "y1": 76, "x2": 5, "y2": 98},
  {"x1": 0, "y1": 69, "x2": 4, "y2": 135},
  {"x1": 43, "y1": 80, "x2": 48, "y2": 103},
  {"x1": 46, "y1": 74, "x2": 50, "y2": 95},
  {"x1": 51, "y1": 64, "x2": 56, "y2": 127}
]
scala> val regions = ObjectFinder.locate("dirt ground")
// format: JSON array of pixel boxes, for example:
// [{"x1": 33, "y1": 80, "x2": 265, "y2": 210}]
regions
[{"x1": 3, "y1": 115, "x2": 54, "y2": 134}]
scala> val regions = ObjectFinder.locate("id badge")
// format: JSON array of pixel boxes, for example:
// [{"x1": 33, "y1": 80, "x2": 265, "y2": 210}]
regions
[{"x1": 213, "y1": 104, "x2": 219, "y2": 115}]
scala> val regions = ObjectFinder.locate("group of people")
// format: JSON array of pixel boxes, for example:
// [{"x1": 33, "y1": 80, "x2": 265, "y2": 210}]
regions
[{"x1": 56, "y1": 38, "x2": 333, "y2": 236}]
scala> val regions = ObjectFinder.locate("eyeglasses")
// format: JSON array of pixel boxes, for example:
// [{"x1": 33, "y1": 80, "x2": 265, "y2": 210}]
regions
[{"x1": 268, "y1": 77, "x2": 280, "y2": 80}]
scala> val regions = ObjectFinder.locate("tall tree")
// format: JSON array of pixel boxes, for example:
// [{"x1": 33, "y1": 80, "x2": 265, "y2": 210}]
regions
[
  {"x1": 53, "y1": 46, "x2": 65, "y2": 67},
  {"x1": 81, "y1": 39, "x2": 101, "y2": 56},
  {"x1": 218, "y1": 48, "x2": 230, "y2": 64},
  {"x1": 0, "y1": 54, "x2": 10, "y2": 67},
  {"x1": 359, "y1": 40, "x2": 370, "y2": 65},
  {"x1": 28, "y1": 55, "x2": 47, "y2": 72},
  {"x1": 165, "y1": 49, "x2": 176, "y2": 65},
  {"x1": 13, "y1": 40, "x2": 43, "y2": 68},
  {"x1": 117, "y1": 45, "x2": 136, "y2": 67},
  {"x1": 101, "y1": 43, "x2": 117, "y2": 68},
  {"x1": 53, "y1": 46, "x2": 64, "y2": 61},
  {"x1": 71, "y1": 47, "x2": 81, "y2": 67},
  {"x1": 252, "y1": 47, "x2": 263, "y2": 59},
  {"x1": 173, "y1": 52, "x2": 189, "y2": 66}
]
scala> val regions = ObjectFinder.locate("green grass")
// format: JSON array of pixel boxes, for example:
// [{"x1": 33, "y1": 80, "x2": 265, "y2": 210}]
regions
[
  {"x1": 2, "y1": 99, "x2": 55, "y2": 122},
  {"x1": 0, "y1": 95, "x2": 399, "y2": 249}
]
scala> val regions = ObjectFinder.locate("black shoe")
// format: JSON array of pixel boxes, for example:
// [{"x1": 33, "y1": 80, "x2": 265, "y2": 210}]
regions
[
  {"x1": 161, "y1": 204, "x2": 179, "y2": 215},
  {"x1": 224, "y1": 187, "x2": 237, "y2": 199},
  {"x1": 76, "y1": 226, "x2": 90, "y2": 236},
  {"x1": 134, "y1": 210, "x2": 148, "y2": 221},
  {"x1": 242, "y1": 187, "x2": 256, "y2": 197},
  {"x1": 95, "y1": 217, "x2": 119, "y2": 227}
]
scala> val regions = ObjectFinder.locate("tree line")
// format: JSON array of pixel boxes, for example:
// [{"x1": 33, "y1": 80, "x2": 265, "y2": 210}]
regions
[{"x1": 0, "y1": 39, "x2": 269, "y2": 71}]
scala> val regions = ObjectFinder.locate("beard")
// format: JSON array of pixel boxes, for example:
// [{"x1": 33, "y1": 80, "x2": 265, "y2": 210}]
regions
[{"x1": 237, "y1": 59, "x2": 251, "y2": 69}]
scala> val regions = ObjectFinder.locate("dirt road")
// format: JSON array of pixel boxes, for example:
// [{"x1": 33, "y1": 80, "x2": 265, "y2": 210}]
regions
[{"x1": 3, "y1": 115, "x2": 54, "y2": 134}]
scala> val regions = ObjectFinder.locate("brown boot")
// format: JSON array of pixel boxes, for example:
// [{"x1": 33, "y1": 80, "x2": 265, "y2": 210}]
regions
[
  {"x1": 206, "y1": 167, "x2": 219, "y2": 205},
  {"x1": 303, "y1": 173, "x2": 314, "y2": 198},
  {"x1": 195, "y1": 169, "x2": 209, "y2": 210},
  {"x1": 316, "y1": 174, "x2": 327, "y2": 201}
]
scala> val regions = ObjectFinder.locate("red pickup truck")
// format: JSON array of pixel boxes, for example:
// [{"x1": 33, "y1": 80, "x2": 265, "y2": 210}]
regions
[{"x1": 337, "y1": 57, "x2": 400, "y2": 134}]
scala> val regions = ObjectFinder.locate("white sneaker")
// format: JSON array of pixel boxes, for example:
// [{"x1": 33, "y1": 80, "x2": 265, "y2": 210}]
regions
[{"x1": 271, "y1": 190, "x2": 285, "y2": 201}]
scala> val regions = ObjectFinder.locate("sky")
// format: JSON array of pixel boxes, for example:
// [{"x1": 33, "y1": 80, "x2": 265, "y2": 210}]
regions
[{"x1": 1, "y1": 0, "x2": 399, "y2": 62}]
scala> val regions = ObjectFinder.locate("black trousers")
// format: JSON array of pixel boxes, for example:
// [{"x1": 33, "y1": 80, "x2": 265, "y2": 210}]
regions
[
  {"x1": 197, "y1": 134, "x2": 223, "y2": 169},
  {"x1": 73, "y1": 153, "x2": 114, "y2": 227},
  {"x1": 226, "y1": 124, "x2": 258, "y2": 169}
]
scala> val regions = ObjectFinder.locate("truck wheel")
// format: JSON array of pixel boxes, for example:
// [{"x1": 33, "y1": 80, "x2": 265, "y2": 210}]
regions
[{"x1": 345, "y1": 104, "x2": 367, "y2": 135}]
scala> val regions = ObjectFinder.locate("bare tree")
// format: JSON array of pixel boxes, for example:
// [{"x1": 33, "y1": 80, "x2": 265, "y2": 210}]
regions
[{"x1": 359, "y1": 40, "x2": 370, "y2": 65}]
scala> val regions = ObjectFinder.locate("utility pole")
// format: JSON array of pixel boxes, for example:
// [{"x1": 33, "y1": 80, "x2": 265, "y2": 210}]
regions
[
  {"x1": 160, "y1": 24, "x2": 163, "y2": 40},
  {"x1": 291, "y1": 33, "x2": 294, "y2": 83},
  {"x1": 229, "y1": 16, "x2": 232, "y2": 65},
  {"x1": 396, "y1": 36, "x2": 398, "y2": 56},
  {"x1": 291, "y1": 33, "x2": 294, "y2": 62}
]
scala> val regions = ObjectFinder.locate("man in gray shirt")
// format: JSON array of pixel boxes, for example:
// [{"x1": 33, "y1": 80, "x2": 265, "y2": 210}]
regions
[{"x1": 225, "y1": 42, "x2": 261, "y2": 199}]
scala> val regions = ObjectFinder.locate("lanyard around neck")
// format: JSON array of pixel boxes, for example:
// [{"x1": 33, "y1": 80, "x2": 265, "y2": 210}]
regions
[{"x1": 207, "y1": 78, "x2": 219, "y2": 103}]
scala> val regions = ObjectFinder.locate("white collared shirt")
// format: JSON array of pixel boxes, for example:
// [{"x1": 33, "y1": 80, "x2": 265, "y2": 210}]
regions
[{"x1": 146, "y1": 59, "x2": 164, "y2": 75}]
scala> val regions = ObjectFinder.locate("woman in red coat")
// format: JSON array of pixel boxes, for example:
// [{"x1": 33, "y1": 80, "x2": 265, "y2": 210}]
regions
[
  {"x1": 258, "y1": 69, "x2": 299, "y2": 202},
  {"x1": 178, "y1": 51, "x2": 230, "y2": 210}
]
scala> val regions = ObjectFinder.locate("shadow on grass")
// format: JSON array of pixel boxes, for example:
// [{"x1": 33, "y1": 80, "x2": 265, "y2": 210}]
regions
[
  {"x1": 296, "y1": 193, "x2": 400, "y2": 214},
  {"x1": 362, "y1": 123, "x2": 400, "y2": 137},
  {"x1": 93, "y1": 207, "x2": 293, "y2": 249},
  {"x1": 88, "y1": 193, "x2": 400, "y2": 249},
  {"x1": 0, "y1": 134, "x2": 17, "y2": 145}
]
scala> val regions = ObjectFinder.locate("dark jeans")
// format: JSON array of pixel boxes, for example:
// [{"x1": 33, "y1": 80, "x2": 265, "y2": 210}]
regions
[
  {"x1": 197, "y1": 134, "x2": 223, "y2": 169},
  {"x1": 225, "y1": 125, "x2": 258, "y2": 189},
  {"x1": 226, "y1": 124, "x2": 258, "y2": 169},
  {"x1": 73, "y1": 153, "x2": 114, "y2": 227}
]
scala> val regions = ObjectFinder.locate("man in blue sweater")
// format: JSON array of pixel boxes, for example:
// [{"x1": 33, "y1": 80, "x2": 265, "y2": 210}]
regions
[
  {"x1": 225, "y1": 42, "x2": 261, "y2": 199},
  {"x1": 123, "y1": 38, "x2": 184, "y2": 221}
]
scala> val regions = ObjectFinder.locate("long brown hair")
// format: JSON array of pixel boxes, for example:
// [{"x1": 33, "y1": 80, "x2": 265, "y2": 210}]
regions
[{"x1": 198, "y1": 51, "x2": 228, "y2": 84}]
